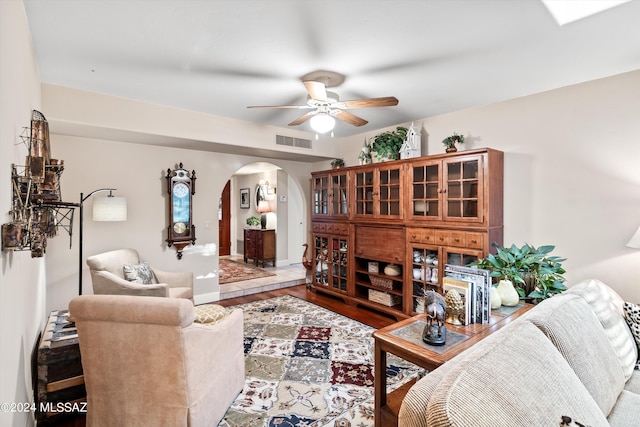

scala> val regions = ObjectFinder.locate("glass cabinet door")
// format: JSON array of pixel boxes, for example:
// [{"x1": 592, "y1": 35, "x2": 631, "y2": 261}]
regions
[
  {"x1": 410, "y1": 161, "x2": 441, "y2": 219},
  {"x1": 444, "y1": 157, "x2": 482, "y2": 222},
  {"x1": 312, "y1": 175, "x2": 329, "y2": 216},
  {"x1": 330, "y1": 172, "x2": 348, "y2": 216},
  {"x1": 443, "y1": 247, "x2": 483, "y2": 267},
  {"x1": 313, "y1": 235, "x2": 329, "y2": 285},
  {"x1": 330, "y1": 237, "x2": 348, "y2": 293},
  {"x1": 353, "y1": 169, "x2": 374, "y2": 217},
  {"x1": 409, "y1": 246, "x2": 440, "y2": 314},
  {"x1": 377, "y1": 165, "x2": 402, "y2": 218}
]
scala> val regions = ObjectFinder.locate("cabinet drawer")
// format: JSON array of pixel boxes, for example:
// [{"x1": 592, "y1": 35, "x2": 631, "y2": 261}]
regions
[
  {"x1": 407, "y1": 228, "x2": 421, "y2": 243},
  {"x1": 434, "y1": 230, "x2": 450, "y2": 245},
  {"x1": 355, "y1": 226, "x2": 405, "y2": 263},
  {"x1": 465, "y1": 232, "x2": 484, "y2": 249},
  {"x1": 325, "y1": 222, "x2": 349, "y2": 235},
  {"x1": 312, "y1": 223, "x2": 326, "y2": 233},
  {"x1": 450, "y1": 231, "x2": 465, "y2": 247},
  {"x1": 420, "y1": 229, "x2": 435, "y2": 244}
]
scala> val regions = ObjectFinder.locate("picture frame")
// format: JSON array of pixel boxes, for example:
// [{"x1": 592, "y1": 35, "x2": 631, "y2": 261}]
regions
[{"x1": 240, "y1": 188, "x2": 250, "y2": 209}]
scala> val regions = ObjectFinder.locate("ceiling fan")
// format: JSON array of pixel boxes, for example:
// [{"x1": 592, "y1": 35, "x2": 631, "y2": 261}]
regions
[{"x1": 247, "y1": 70, "x2": 399, "y2": 134}]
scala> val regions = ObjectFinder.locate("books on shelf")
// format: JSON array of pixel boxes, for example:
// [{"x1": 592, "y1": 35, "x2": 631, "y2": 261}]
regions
[{"x1": 443, "y1": 264, "x2": 492, "y2": 325}]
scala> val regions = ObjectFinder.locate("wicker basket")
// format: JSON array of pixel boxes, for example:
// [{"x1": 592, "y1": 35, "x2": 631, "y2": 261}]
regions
[
  {"x1": 368, "y1": 289, "x2": 402, "y2": 307},
  {"x1": 369, "y1": 275, "x2": 393, "y2": 289}
]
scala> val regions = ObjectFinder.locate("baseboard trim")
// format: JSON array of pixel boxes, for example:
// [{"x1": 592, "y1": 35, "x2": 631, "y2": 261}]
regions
[{"x1": 195, "y1": 291, "x2": 220, "y2": 304}]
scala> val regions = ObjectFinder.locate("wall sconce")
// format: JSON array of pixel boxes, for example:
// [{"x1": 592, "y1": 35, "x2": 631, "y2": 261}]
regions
[
  {"x1": 626, "y1": 225, "x2": 640, "y2": 249},
  {"x1": 256, "y1": 200, "x2": 272, "y2": 229}
]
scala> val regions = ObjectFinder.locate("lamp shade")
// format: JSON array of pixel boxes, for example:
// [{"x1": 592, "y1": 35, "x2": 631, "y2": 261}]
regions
[
  {"x1": 626, "y1": 225, "x2": 640, "y2": 249},
  {"x1": 92, "y1": 196, "x2": 127, "y2": 221},
  {"x1": 310, "y1": 113, "x2": 335, "y2": 134},
  {"x1": 256, "y1": 200, "x2": 271, "y2": 213}
]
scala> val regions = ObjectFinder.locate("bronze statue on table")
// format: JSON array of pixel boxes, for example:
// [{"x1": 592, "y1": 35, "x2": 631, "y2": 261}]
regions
[{"x1": 422, "y1": 290, "x2": 447, "y2": 346}]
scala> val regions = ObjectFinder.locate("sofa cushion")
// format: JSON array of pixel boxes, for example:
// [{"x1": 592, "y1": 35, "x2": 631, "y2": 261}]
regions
[
  {"x1": 123, "y1": 262, "x2": 158, "y2": 284},
  {"x1": 524, "y1": 293, "x2": 625, "y2": 416},
  {"x1": 565, "y1": 279, "x2": 638, "y2": 381},
  {"x1": 168, "y1": 287, "x2": 193, "y2": 300},
  {"x1": 606, "y1": 390, "x2": 640, "y2": 427},
  {"x1": 425, "y1": 321, "x2": 608, "y2": 427}
]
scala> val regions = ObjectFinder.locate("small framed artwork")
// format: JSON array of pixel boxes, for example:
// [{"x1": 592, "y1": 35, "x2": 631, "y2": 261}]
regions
[{"x1": 240, "y1": 188, "x2": 250, "y2": 209}]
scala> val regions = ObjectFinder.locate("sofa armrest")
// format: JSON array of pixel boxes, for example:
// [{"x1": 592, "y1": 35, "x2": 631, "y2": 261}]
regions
[
  {"x1": 183, "y1": 309, "x2": 245, "y2": 425},
  {"x1": 152, "y1": 269, "x2": 193, "y2": 289},
  {"x1": 91, "y1": 270, "x2": 170, "y2": 297}
]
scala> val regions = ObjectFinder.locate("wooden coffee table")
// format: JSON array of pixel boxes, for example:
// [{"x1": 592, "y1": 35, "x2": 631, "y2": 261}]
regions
[{"x1": 373, "y1": 303, "x2": 533, "y2": 427}]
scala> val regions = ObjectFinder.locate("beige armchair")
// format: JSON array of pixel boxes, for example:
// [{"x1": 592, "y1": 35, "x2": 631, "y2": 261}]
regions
[
  {"x1": 69, "y1": 294, "x2": 245, "y2": 427},
  {"x1": 86, "y1": 248, "x2": 193, "y2": 300}
]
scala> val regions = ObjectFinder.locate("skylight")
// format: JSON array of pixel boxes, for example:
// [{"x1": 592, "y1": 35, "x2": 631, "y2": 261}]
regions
[{"x1": 541, "y1": 0, "x2": 631, "y2": 26}]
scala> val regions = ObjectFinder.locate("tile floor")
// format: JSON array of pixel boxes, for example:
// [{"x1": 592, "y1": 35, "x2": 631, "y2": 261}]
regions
[{"x1": 219, "y1": 255, "x2": 308, "y2": 300}]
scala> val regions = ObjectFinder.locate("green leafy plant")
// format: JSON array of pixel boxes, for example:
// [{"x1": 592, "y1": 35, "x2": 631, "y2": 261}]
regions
[
  {"x1": 442, "y1": 132, "x2": 465, "y2": 149},
  {"x1": 371, "y1": 126, "x2": 408, "y2": 161},
  {"x1": 473, "y1": 243, "x2": 567, "y2": 303},
  {"x1": 330, "y1": 158, "x2": 345, "y2": 168},
  {"x1": 246, "y1": 216, "x2": 260, "y2": 227}
]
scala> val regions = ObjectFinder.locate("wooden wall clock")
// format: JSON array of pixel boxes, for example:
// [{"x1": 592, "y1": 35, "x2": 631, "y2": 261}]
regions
[{"x1": 166, "y1": 163, "x2": 196, "y2": 259}]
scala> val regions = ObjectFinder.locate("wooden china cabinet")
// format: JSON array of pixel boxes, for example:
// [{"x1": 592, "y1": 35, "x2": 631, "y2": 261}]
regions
[{"x1": 310, "y1": 148, "x2": 503, "y2": 320}]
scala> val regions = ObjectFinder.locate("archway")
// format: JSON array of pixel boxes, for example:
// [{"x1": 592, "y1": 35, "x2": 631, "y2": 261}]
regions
[{"x1": 221, "y1": 162, "x2": 307, "y2": 266}]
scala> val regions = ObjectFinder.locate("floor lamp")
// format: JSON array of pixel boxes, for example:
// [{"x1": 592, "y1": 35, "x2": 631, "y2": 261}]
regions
[{"x1": 79, "y1": 188, "x2": 127, "y2": 295}]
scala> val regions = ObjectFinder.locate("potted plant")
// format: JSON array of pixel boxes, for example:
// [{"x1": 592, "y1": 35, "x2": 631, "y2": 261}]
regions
[
  {"x1": 331, "y1": 158, "x2": 345, "y2": 169},
  {"x1": 371, "y1": 126, "x2": 408, "y2": 161},
  {"x1": 246, "y1": 216, "x2": 260, "y2": 228},
  {"x1": 473, "y1": 243, "x2": 567, "y2": 303},
  {"x1": 442, "y1": 132, "x2": 465, "y2": 153}
]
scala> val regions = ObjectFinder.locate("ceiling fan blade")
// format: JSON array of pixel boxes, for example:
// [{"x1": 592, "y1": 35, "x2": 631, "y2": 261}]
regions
[
  {"x1": 338, "y1": 96, "x2": 399, "y2": 109},
  {"x1": 331, "y1": 109, "x2": 368, "y2": 127},
  {"x1": 288, "y1": 111, "x2": 316, "y2": 126},
  {"x1": 303, "y1": 80, "x2": 328, "y2": 101},
  {"x1": 247, "y1": 104, "x2": 311, "y2": 109}
]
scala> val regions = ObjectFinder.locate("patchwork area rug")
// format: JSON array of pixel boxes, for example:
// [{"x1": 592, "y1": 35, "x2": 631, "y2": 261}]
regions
[
  {"x1": 219, "y1": 258, "x2": 276, "y2": 284},
  {"x1": 218, "y1": 295, "x2": 423, "y2": 427}
]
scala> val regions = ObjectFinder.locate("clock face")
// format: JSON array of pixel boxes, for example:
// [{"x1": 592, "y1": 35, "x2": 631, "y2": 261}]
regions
[
  {"x1": 173, "y1": 182, "x2": 189, "y2": 198},
  {"x1": 173, "y1": 222, "x2": 187, "y2": 234}
]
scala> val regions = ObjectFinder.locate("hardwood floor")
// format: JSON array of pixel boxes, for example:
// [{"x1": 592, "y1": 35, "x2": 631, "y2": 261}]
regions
[
  {"x1": 49, "y1": 285, "x2": 398, "y2": 427},
  {"x1": 218, "y1": 284, "x2": 399, "y2": 329}
]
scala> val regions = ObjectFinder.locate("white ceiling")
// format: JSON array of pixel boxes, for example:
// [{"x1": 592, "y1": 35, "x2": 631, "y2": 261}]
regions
[{"x1": 23, "y1": 0, "x2": 640, "y2": 139}]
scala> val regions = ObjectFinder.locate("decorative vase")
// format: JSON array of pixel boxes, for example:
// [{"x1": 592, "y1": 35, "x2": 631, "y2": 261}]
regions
[
  {"x1": 497, "y1": 279, "x2": 519, "y2": 306},
  {"x1": 445, "y1": 146, "x2": 457, "y2": 153},
  {"x1": 490, "y1": 286, "x2": 502, "y2": 309},
  {"x1": 384, "y1": 263, "x2": 401, "y2": 276},
  {"x1": 413, "y1": 268, "x2": 422, "y2": 280}
]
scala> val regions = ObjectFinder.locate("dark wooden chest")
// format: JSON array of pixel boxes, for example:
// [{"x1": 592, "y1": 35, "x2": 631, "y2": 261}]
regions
[{"x1": 35, "y1": 310, "x2": 86, "y2": 425}]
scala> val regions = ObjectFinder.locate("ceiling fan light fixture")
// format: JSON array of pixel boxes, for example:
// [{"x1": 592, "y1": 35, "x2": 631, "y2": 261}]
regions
[{"x1": 310, "y1": 112, "x2": 335, "y2": 134}]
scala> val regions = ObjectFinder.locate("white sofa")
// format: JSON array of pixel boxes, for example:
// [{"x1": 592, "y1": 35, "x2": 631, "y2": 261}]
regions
[{"x1": 398, "y1": 279, "x2": 640, "y2": 427}]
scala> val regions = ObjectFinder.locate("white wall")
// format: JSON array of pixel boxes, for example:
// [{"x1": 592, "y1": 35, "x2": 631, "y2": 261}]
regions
[
  {"x1": 0, "y1": 2, "x2": 44, "y2": 426},
  {"x1": 331, "y1": 70, "x2": 640, "y2": 302},
  {"x1": 44, "y1": 135, "x2": 314, "y2": 309}
]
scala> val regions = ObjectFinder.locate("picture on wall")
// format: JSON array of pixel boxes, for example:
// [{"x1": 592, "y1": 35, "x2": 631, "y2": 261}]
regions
[{"x1": 240, "y1": 188, "x2": 250, "y2": 209}]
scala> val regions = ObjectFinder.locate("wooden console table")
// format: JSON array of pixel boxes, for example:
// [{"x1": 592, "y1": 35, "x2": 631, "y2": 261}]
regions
[
  {"x1": 243, "y1": 228, "x2": 275, "y2": 267},
  {"x1": 372, "y1": 303, "x2": 533, "y2": 427}
]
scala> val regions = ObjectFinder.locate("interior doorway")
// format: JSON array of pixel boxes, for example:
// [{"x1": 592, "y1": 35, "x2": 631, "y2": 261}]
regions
[{"x1": 219, "y1": 180, "x2": 231, "y2": 256}]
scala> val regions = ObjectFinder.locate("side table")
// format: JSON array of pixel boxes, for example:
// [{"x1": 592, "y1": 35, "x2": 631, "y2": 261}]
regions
[
  {"x1": 373, "y1": 303, "x2": 533, "y2": 427},
  {"x1": 243, "y1": 228, "x2": 276, "y2": 267}
]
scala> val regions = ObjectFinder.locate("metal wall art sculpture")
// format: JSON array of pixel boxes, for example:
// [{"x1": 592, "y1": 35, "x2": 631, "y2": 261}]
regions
[{"x1": 1, "y1": 110, "x2": 76, "y2": 257}]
